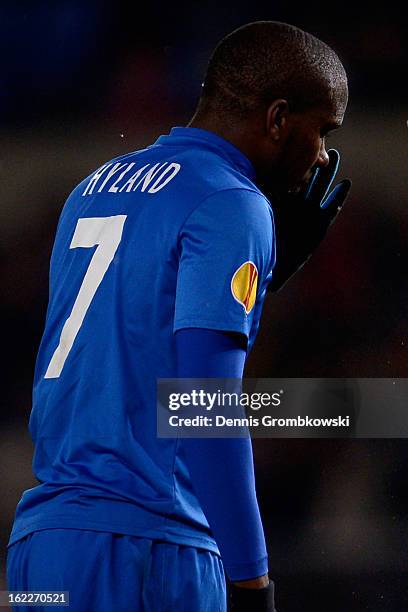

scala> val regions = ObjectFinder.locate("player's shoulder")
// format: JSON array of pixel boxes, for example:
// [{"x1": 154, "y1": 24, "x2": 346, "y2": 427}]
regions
[
  {"x1": 171, "y1": 146, "x2": 272, "y2": 216},
  {"x1": 144, "y1": 133, "x2": 262, "y2": 199},
  {"x1": 189, "y1": 184, "x2": 273, "y2": 237},
  {"x1": 170, "y1": 145, "x2": 273, "y2": 232}
]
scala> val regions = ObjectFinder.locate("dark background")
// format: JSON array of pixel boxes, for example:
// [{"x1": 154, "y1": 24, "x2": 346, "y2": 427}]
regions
[{"x1": 1, "y1": 2, "x2": 407, "y2": 610}]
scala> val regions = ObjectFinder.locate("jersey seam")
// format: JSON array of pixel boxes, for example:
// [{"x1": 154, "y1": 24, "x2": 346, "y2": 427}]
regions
[
  {"x1": 174, "y1": 318, "x2": 250, "y2": 333},
  {"x1": 168, "y1": 436, "x2": 181, "y2": 533},
  {"x1": 9, "y1": 518, "x2": 219, "y2": 549},
  {"x1": 226, "y1": 555, "x2": 269, "y2": 571}
]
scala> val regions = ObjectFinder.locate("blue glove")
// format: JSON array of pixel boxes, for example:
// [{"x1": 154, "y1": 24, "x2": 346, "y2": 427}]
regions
[{"x1": 268, "y1": 149, "x2": 352, "y2": 292}]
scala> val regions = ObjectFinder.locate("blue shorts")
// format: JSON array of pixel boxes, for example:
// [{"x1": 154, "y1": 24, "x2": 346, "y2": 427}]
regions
[{"x1": 7, "y1": 529, "x2": 226, "y2": 611}]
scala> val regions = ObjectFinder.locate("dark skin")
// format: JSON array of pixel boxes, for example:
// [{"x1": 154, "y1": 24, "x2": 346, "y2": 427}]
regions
[
  {"x1": 188, "y1": 85, "x2": 348, "y2": 198},
  {"x1": 187, "y1": 83, "x2": 348, "y2": 590}
]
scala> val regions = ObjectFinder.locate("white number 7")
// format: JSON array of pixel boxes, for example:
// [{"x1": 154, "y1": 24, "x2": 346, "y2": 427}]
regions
[{"x1": 45, "y1": 215, "x2": 127, "y2": 379}]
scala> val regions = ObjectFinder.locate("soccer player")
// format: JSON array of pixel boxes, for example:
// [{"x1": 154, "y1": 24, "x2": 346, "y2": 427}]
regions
[{"x1": 7, "y1": 21, "x2": 350, "y2": 612}]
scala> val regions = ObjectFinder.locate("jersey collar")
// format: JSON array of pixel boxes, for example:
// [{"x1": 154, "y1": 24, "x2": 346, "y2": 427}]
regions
[{"x1": 155, "y1": 127, "x2": 256, "y2": 181}]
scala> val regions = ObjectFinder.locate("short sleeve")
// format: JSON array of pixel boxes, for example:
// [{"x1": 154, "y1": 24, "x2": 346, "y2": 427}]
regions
[{"x1": 174, "y1": 188, "x2": 274, "y2": 338}]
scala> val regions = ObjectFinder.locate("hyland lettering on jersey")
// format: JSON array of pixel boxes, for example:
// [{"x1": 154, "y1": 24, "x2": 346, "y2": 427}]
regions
[{"x1": 82, "y1": 161, "x2": 181, "y2": 196}]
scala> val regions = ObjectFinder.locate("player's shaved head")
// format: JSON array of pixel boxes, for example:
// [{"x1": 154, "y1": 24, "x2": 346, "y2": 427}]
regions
[
  {"x1": 196, "y1": 21, "x2": 348, "y2": 120},
  {"x1": 190, "y1": 21, "x2": 349, "y2": 195}
]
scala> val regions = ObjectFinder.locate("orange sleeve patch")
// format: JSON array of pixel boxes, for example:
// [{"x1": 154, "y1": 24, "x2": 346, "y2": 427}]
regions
[{"x1": 231, "y1": 261, "x2": 258, "y2": 314}]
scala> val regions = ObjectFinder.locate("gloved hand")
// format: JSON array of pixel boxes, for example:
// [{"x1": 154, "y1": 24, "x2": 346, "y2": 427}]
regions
[
  {"x1": 228, "y1": 579, "x2": 277, "y2": 611},
  {"x1": 268, "y1": 149, "x2": 352, "y2": 292}
]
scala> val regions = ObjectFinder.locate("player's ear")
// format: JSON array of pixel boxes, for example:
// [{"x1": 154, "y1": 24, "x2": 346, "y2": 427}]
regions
[{"x1": 266, "y1": 99, "x2": 289, "y2": 142}]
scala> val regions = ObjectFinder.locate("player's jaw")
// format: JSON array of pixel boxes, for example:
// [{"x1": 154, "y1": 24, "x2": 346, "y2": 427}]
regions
[{"x1": 260, "y1": 149, "x2": 320, "y2": 197}]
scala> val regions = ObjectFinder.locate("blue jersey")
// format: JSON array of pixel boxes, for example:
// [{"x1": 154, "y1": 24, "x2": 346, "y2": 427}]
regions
[{"x1": 9, "y1": 127, "x2": 275, "y2": 553}]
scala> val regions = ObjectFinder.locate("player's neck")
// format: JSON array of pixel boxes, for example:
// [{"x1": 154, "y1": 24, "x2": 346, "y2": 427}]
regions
[{"x1": 187, "y1": 115, "x2": 259, "y2": 171}]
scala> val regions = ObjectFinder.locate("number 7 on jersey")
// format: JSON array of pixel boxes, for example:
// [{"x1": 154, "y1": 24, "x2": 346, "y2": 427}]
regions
[{"x1": 45, "y1": 215, "x2": 127, "y2": 379}]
